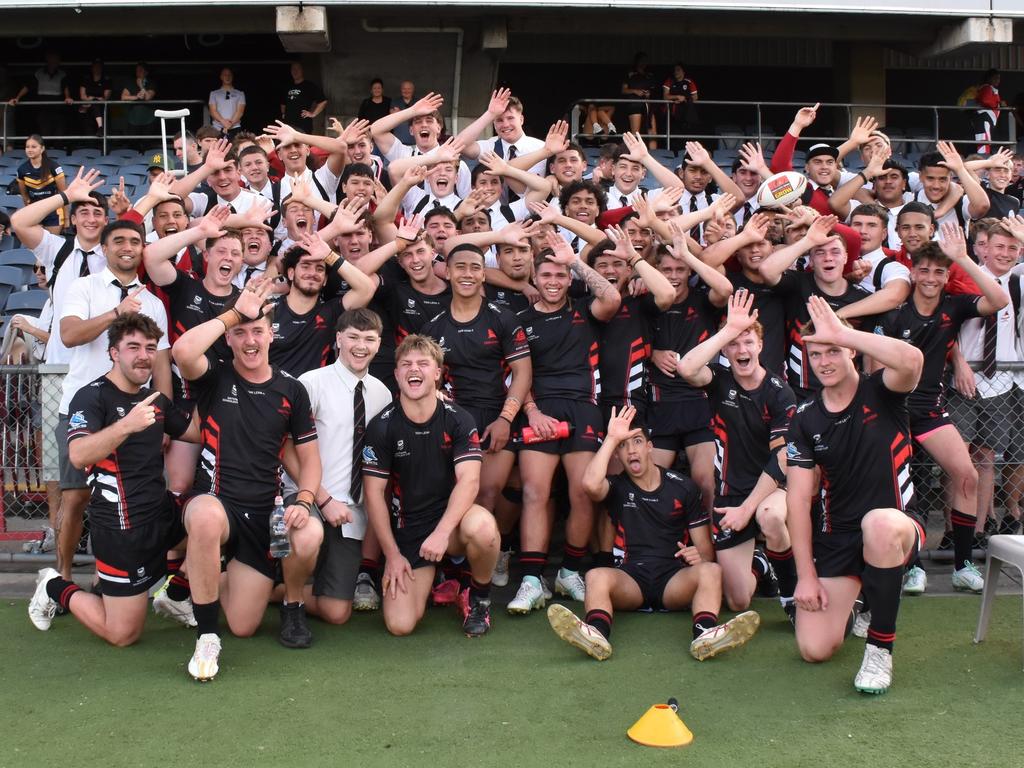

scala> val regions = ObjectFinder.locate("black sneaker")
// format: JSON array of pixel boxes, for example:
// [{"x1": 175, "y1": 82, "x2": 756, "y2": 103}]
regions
[
  {"x1": 753, "y1": 549, "x2": 779, "y2": 598},
  {"x1": 998, "y1": 516, "x2": 1021, "y2": 536},
  {"x1": 936, "y1": 531, "x2": 954, "y2": 551},
  {"x1": 279, "y1": 602, "x2": 313, "y2": 649},
  {"x1": 782, "y1": 599, "x2": 796, "y2": 629},
  {"x1": 462, "y1": 595, "x2": 491, "y2": 637}
]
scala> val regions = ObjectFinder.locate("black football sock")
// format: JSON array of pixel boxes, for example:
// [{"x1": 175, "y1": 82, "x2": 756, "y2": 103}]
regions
[
  {"x1": 950, "y1": 509, "x2": 977, "y2": 567},
  {"x1": 192, "y1": 600, "x2": 221, "y2": 639},
  {"x1": 592, "y1": 551, "x2": 615, "y2": 569},
  {"x1": 692, "y1": 611, "x2": 718, "y2": 640},
  {"x1": 561, "y1": 543, "x2": 586, "y2": 572},
  {"x1": 862, "y1": 564, "x2": 903, "y2": 652},
  {"x1": 46, "y1": 576, "x2": 82, "y2": 610},
  {"x1": 585, "y1": 608, "x2": 612, "y2": 640},
  {"x1": 518, "y1": 551, "x2": 547, "y2": 579},
  {"x1": 469, "y1": 577, "x2": 491, "y2": 601},
  {"x1": 767, "y1": 547, "x2": 797, "y2": 599}
]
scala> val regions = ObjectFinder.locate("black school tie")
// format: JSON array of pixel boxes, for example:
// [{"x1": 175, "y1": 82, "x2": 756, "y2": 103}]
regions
[
  {"x1": 79, "y1": 250, "x2": 95, "y2": 277},
  {"x1": 689, "y1": 196, "x2": 701, "y2": 241},
  {"x1": 351, "y1": 381, "x2": 365, "y2": 504},
  {"x1": 112, "y1": 280, "x2": 130, "y2": 301},
  {"x1": 507, "y1": 145, "x2": 517, "y2": 161},
  {"x1": 619, "y1": 195, "x2": 628, "y2": 207},
  {"x1": 244, "y1": 266, "x2": 257, "y2": 285},
  {"x1": 982, "y1": 312, "x2": 998, "y2": 377},
  {"x1": 741, "y1": 203, "x2": 752, "y2": 226}
]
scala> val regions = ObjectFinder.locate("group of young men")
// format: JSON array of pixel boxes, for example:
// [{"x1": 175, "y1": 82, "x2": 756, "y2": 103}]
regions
[{"x1": 12, "y1": 92, "x2": 1024, "y2": 696}]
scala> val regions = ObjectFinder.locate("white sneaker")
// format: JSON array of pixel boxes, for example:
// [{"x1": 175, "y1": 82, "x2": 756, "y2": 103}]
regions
[
  {"x1": 554, "y1": 568, "x2": 586, "y2": 601},
  {"x1": 28, "y1": 567, "x2": 60, "y2": 631},
  {"x1": 353, "y1": 572, "x2": 380, "y2": 611},
  {"x1": 591, "y1": 122, "x2": 603, "y2": 135},
  {"x1": 507, "y1": 576, "x2": 546, "y2": 614},
  {"x1": 547, "y1": 604, "x2": 611, "y2": 660},
  {"x1": 492, "y1": 551, "x2": 511, "y2": 588},
  {"x1": 689, "y1": 610, "x2": 761, "y2": 661},
  {"x1": 606, "y1": 122, "x2": 618, "y2": 134},
  {"x1": 854, "y1": 644, "x2": 893, "y2": 694},
  {"x1": 951, "y1": 561, "x2": 984, "y2": 593},
  {"x1": 852, "y1": 609, "x2": 871, "y2": 639},
  {"x1": 902, "y1": 565, "x2": 927, "y2": 595},
  {"x1": 23, "y1": 527, "x2": 56, "y2": 553},
  {"x1": 188, "y1": 633, "x2": 222, "y2": 682},
  {"x1": 152, "y1": 581, "x2": 197, "y2": 628}
]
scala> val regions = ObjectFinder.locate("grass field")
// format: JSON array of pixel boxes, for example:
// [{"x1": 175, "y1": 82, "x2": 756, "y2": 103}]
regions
[{"x1": 1, "y1": 595, "x2": 1021, "y2": 768}]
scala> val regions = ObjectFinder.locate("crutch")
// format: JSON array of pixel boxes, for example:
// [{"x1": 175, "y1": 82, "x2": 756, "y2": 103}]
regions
[{"x1": 154, "y1": 108, "x2": 191, "y2": 178}]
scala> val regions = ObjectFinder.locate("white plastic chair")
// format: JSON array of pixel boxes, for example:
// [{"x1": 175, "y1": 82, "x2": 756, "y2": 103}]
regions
[{"x1": 973, "y1": 534, "x2": 1024, "y2": 669}]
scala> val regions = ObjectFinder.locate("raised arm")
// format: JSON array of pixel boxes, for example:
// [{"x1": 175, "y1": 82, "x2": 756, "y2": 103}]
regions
[
  {"x1": 11, "y1": 167, "x2": 103, "y2": 250},
  {"x1": 453, "y1": 88, "x2": 511, "y2": 161},
  {"x1": 678, "y1": 289, "x2": 758, "y2": 386},
  {"x1": 770, "y1": 103, "x2": 818, "y2": 174},
  {"x1": 544, "y1": 232, "x2": 620, "y2": 321},
  {"x1": 937, "y1": 141, "x2": 990, "y2": 220},
  {"x1": 667, "y1": 222, "x2": 734, "y2": 306},
  {"x1": 938, "y1": 222, "x2": 1009, "y2": 316},
  {"x1": 606, "y1": 225, "x2": 675, "y2": 310},
  {"x1": 835, "y1": 115, "x2": 878, "y2": 164},
  {"x1": 758, "y1": 214, "x2": 838, "y2": 285},
  {"x1": 169, "y1": 138, "x2": 231, "y2": 213},
  {"x1": 582, "y1": 406, "x2": 638, "y2": 501},
  {"x1": 370, "y1": 92, "x2": 445, "y2": 155},
  {"x1": 385, "y1": 136, "x2": 464, "y2": 183},
  {"x1": 684, "y1": 141, "x2": 745, "y2": 209},
  {"x1": 620, "y1": 131, "x2": 680, "y2": 189}
]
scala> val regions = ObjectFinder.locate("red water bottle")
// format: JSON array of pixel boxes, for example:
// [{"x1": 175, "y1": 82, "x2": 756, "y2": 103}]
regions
[{"x1": 520, "y1": 421, "x2": 572, "y2": 444}]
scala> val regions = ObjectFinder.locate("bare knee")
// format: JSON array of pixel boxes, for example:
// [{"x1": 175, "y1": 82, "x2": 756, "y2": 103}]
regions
[
  {"x1": 290, "y1": 521, "x2": 324, "y2": 557},
  {"x1": 585, "y1": 567, "x2": 615, "y2": 593},
  {"x1": 107, "y1": 627, "x2": 143, "y2": 648},
  {"x1": 464, "y1": 508, "x2": 498, "y2": 547},
  {"x1": 319, "y1": 601, "x2": 352, "y2": 625},
  {"x1": 862, "y1": 510, "x2": 906, "y2": 554},
  {"x1": 695, "y1": 561, "x2": 722, "y2": 586},
  {"x1": 384, "y1": 614, "x2": 418, "y2": 637},
  {"x1": 185, "y1": 501, "x2": 226, "y2": 541},
  {"x1": 797, "y1": 634, "x2": 841, "y2": 663},
  {"x1": 756, "y1": 503, "x2": 787, "y2": 539}
]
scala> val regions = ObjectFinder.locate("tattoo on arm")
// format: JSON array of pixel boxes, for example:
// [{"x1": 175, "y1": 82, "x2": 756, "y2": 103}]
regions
[{"x1": 572, "y1": 260, "x2": 612, "y2": 300}]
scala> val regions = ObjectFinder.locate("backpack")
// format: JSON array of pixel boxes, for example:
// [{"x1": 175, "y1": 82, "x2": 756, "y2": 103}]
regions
[{"x1": 47, "y1": 235, "x2": 78, "y2": 290}]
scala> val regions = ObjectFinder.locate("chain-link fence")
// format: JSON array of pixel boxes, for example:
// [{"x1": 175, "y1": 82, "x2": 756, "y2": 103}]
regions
[{"x1": 0, "y1": 364, "x2": 64, "y2": 557}]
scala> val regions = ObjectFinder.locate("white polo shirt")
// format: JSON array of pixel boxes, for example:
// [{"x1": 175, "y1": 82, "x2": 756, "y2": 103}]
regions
[
  {"x1": 914, "y1": 189, "x2": 972, "y2": 233},
  {"x1": 382, "y1": 140, "x2": 472, "y2": 198},
  {"x1": 188, "y1": 187, "x2": 261, "y2": 219},
  {"x1": 297, "y1": 360, "x2": 392, "y2": 539},
  {"x1": 475, "y1": 134, "x2": 546, "y2": 176},
  {"x1": 856, "y1": 247, "x2": 911, "y2": 294},
  {"x1": 483, "y1": 198, "x2": 529, "y2": 232},
  {"x1": 957, "y1": 265, "x2": 1024, "y2": 398},
  {"x1": 58, "y1": 268, "x2": 169, "y2": 414},
  {"x1": 401, "y1": 188, "x2": 462, "y2": 219},
  {"x1": 608, "y1": 185, "x2": 642, "y2": 208},
  {"x1": 32, "y1": 233, "x2": 107, "y2": 365}
]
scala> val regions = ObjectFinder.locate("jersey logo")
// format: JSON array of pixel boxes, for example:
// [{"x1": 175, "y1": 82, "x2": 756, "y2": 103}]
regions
[
  {"x1": 513, "y1": 328, "x2": 527, "y2": 345},
  {"x1": 442, "y1": 432, "x2": 453, "y2": 449},
  {"x1": 485, "y1": 328, "x2": 499, "y2": 346},
  {"x1": 116, "y1": 406, "x2": 126, "y2": 418},
  {"x1": 397, "y1": 439, "x2": 404, "y2": 450},
  {"x1": 362, "y1": 446, "x2": 378, "y2": 464},
  {"x1": 572, "y1": 311, "x2": 584, "y2": 325},
  {"x1": 68, "y1": 411, "x2": 87, "y2": 430},
  {"x1": 673, "y1": 499, "x2": 683, "y2": 510},
  {"x1": 786, "y1": 442, "x2": 801, "y2": 460},
  {"x1": 408, "y1": 298, "x2": 416, "y2": 308},
  {"x1": 862, "y1": 404, "x2": 878, "y2": 424}
]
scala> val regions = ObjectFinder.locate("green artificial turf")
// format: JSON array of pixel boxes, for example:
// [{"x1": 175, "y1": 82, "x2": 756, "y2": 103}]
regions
[{"x1": 1, "y1": 596, "x2": 1021, "y2": 768}]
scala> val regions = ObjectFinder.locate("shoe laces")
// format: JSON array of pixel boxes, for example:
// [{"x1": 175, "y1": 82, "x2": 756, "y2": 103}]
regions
[
  {"x1": 467, "y1": 598, "x2": 490, "y2": 623},
  {"x1": 196, "y1": 634, "x2": 220, "y2": 660},
  {"x1": 515, "y1": 577, "x2": 540, "y2": 599},
  {"x1": 862, "y1": 645, "x2": 889, "y2": 676},
  {"x1": 959, "y1": 561, "x2": 982, "y2": 577}
]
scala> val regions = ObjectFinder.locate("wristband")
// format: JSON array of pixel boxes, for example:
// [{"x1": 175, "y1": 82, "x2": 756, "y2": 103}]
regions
[
  {"x1": 216, "y1": 308, "x2": 243, "y2": 331},
  {"x1": 499, "y1": 397, "x2": 521, "y2": 423},
  {"x1": 628, "y1": 257, "x2": 641, "y2": 270},
  {"x1": 324, "y1": 250, "x2": 341, "y2": 267},
  {"x1": 857, "y1": 171, "x2": 869, "y2": 184},
  {"x1": 58, "y1": 191, "x2": 69, "y2": 206},
  {"x1": 296, "y1": 489, "x2": 316, "y2": 505},
  {"x1": 315, "y1": 494, "x2": 333, "y2": 509},
  {"x1": 294, "y1": 500, "x2": 313, "y2": 513}
]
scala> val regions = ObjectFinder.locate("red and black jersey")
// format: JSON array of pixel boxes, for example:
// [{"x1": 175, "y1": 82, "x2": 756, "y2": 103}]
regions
[
  {"x1": 786, "y1": 371, "x2": 915, "y2": 534},
  {"x1": 362, "y1": 400, "x2": 482, "y2": 536},
  {"x1": 365, "y1": 261, "x2": 403, "y2": 393},
  {"x1": 649, "y1": 287, "x2": 717, "y2": 403},
  {"x1": 375, "y1": 269, "x2": 452, "y2": 347},
  {"x1": 268, "y1": 296, "x2": 345, "y2": 377},
  {"x1": 596, "y1": 293, "x2": 660, "y2": 409},
  {"x1": 606, "y1": 467, "x2": 707, "y2": 564},
  {"x1": 874, "y1": 293, "x2": 981, "y2": 414},
  {"x1": 188, "y1": 361, "x2": 317, "y2": 512},
  {"x1": 518, "y1": 297, "x2": 603, "y2": 403},
  {"x1": 67, "y1": 376, "x2": 191, "y2": 530},
  {"x1": 705, "y1": 363, "x2": 796, "y2": 500},
  {"x1": 727, "y1": 272, "x2": 786, "y2": 376},
  {"x1": 769, "y1": 271, "x2": 872, "y2": 400},
  {"x1": 421, "y1": 302, "x2": 530, "y2": 410},
  {"x1": 484, "y1": 285, "x2": 531, "y2": 315}
]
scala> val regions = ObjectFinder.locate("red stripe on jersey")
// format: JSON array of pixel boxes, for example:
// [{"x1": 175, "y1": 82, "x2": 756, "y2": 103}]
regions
[
  {"x1": 588, "y1": 341, "x2": 601, "y2": 402},
  {"x1": 889, "y1": 433, "x2": 913, "y2": 511},
  {"x1": 712, "y1": 414, "x2": 729, "y2": 496},
  {"x1": 95, "y1": 455, "x2": 130, "y2": 529}
]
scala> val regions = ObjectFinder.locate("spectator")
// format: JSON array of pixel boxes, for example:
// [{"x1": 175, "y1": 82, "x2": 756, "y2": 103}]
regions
[
  {"x1": 281, "y1": 61, "x2": 326, "y2": 134},
  {"x1": 972, "y1": 69, "x2": 1005, "y2": 156},
  {"x1": 209, "y1": 67, "x2": 245, "y2": 137},
  {"x1": 621, "y1": 52, "x2": 659, "y2": 147},
  {"x1": 8, "y1": 52, "x2": 73, "y2": 141},
  {"x1": 195, "y1": 125, "x2": 223, "y2": 158},
  {"x1": 78, "y1": 59, "x2": 111, "y2": 137},
  {"x1": 172, "y1": 131, "x2": 202, "y2": 169},
  {"x1": 662, "y1": 62, "x2": 698, "y2": 143},
  {"x1": 358, "y1": 78, "x2": 392, "y2": 124},
  {"x1": 121, "y1": 62, "x2": 156, "y2": 132},
  {"x1": 391, "y1": 79, "x2": 416, "y2": 145},
  {"x1": 17, "y1": 135, "x2": 66, "y2": 234}
]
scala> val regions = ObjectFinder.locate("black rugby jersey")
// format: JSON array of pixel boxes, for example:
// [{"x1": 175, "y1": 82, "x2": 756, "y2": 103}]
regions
[
  {"x1": 362, "y1": 399, "x2": 481, "y2": 535},
  {"x1": 649, "y1": 287, "x2": 716, "y2": 403},
  {"x1": 786, "y1": 371, "x2": 915, "y2": 535},
  {"x1": 728, "y1": 271, "x2": 786, "y2": 375},
  {"x1": 518, "y1": 297, "x2": 602, "y2": 403},
  {"x1": 597, "y1": 293, "x2": 660, "y2": 409},
  {"x1": 67, "y1": 377, "x2": 191, "y2": 530},
  {"x1": 606, "y1": 467, "x2": 707, "y2": 564},
  {"x1": 268, "y1": 297, "x2": 345, "y2": 376}
]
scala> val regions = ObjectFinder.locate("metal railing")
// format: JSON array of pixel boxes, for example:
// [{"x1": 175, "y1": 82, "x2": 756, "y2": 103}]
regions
[
  {"x1": 1, "y1": 99, "x2": 210, "y2": 154},
  {"x1": 568, "y1": 98, "x2": 1019, "y2": 153}
]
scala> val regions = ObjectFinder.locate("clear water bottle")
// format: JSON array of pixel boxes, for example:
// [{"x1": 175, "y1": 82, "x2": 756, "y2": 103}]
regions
[{"x1": 269, "y1": 496, "x2": 291, "y2": 559}]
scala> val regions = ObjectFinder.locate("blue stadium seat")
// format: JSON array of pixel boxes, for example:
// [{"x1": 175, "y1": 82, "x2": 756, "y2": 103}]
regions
[
  {"x1": 0, "y1": 235, "x2": 21, "y2": 251},
  {"x1": 108, "y1": 148, "x2": 142, "y2": 160},
  {"x1": 118, "y1": 164, "x2": 150, "y2": 176},
  {"x1": 5, "y1": 289, "x2": 48, "y2": 315},
  {"x1": 0, "y1": 194, "x2": 23, "y2": 210},
  {"x1": 0, "y1": 265, "x2": 27, "y2": 305},
  {"x1": 0, "y1": 248, "x2": 36, "y2": 268},
  {"x1": 71, "y1": 148, "x2": 101, "y2": 160}
]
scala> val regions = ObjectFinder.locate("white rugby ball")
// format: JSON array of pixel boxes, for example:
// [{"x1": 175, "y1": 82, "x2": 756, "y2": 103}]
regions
[{"x1": 756, "y1": 171, "x2": 807, "y2": 209}]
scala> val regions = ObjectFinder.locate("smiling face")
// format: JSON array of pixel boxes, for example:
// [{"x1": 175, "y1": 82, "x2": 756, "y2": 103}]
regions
[
  {"x1": 288, "y1": 252, "x2": 328, "y2": 297},
  {"x1": 911, "y1": 258, "x2": 950, "y2": 301},
  {"x1": 656, "y1": 251, "x2": 691, "y2": 299},
  {"x1": 551, "y1": 149, "x2": 585, "y2": 185},
  {"x1": 336, "y1": 325, "x2": 380, "y2": 375},
  {"x1": 623, "y1": 218, "x2": 653, "y2": 254},
  {"x1": 736, "y1": 237, "x2": 773, "y2": 276},
  {"x1": 987, "y1": 160, "x2": 1012, "y2": 193},
  {"x1": 111, "y1": 331, "x2": 159, "y2": 387},
  {"x1": 446, "y1": 249, "x2": 486, "y2": 299},
  {"x1": 280, "y1": 142, "x2": 310, "y2": 175},
  {"x1": 534, "y1": 259, "x2": 571, "y2": 307},
  {"x1": 240, "y1": 226, "x2": 271, "y2": 266},
  {"x1": 472, "y1": 170, "x2": 504, "y2": 208},
  {"x1": 152, "y1": 200, "x2": 188, "y2": 239},
  {"x1": 239, "y1": 152, "x2": 269, "y2": 188},
  {"x1": 395, "y1": 348, "x2": 441, "y2": 401},
  {"x1": 410, "y1": 114, "x2": 442, "y2": 151},
  {"x1": 564, "y1": 189, "x2": 599, "y2": 225},
  {"x1": 398, "y1": 239, "x2": 436, "y2": 286},
  {"x1": 71, "y1": 203, "x2": 108, "y2": 245},
  {"x1": 283, "y1": 200, "x2": 314, "y2": 239},
  {"x1": 493, "y1": 106, "x2": 525, "y2": 144},
  {"x1": 346, "y1": 135, "x2": 374, "y2": 165},
  {"x1": 337, "y1": 223, "x2": 373, "y2": 260},
  {"x1": 873, "y1": 168, "x2": 906, "y2": 205},
  {"x1": 428, "y1": 162, "x2": 457, "y2": 198},
  {"x1": 809, "y1": 236, "x2": 846, "y2": 286},
  {"x1": 896, "y1": 212, "x2": 934, "y2": 255},
  {"x1": 208, "y1": 162, "x2": 242, "y2": 201},
  {"x1": 24, "y1": 138, "x2": 43, "y2": 161},
  {"x1": 679, "y1": 163, "x2": 712, "y2": 194},
  {"x1": 805, "y1": 155, "x2": 836, "y2": 187},
  {"x1": 612, "y1": 158, "x2": 644, "y2": 194},
  {"x1": 616, "y1": 430, "x2": 653, "y2": 478},
  {"x1": 103, "y1": 226, "x2": 144, "y2": 277},
  {"x1": 919, "y1": 164, "x2": 951, "y2": 204},
  {"x1": 722, "y1": 328, "x2": 763, "y2": 378},
  {"x1": 342, "y1": 172, "x2": 375, "y2": 204},
  {"x1": 732, "y1": 166, "x2": 760, "y2": 199},
  {"x1": 205, "y1": 235, "x2": 243, "y2": 290},
  {"x1": 227, "y1": 316, "x2": 272, "y2": 374},
  {"x1": 985, "y1": 232, "x2": 1022, "y2": 277},
  {"x1": 592, "y1": 252, "x2": 631, "y2": 292},
  {"x1": 424, "y1": 215, "x2": 456, "y2": 249}
]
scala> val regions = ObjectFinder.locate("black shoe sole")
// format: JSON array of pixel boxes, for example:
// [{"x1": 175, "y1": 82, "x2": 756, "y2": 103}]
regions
[{"x1": 279, "y1": 635, "x2": 312, "y2": 649}]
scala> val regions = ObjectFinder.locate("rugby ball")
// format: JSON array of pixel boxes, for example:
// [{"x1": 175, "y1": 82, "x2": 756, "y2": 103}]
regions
[{"x1": 756, "y1": 171, "x2": 807, "y2": 209}]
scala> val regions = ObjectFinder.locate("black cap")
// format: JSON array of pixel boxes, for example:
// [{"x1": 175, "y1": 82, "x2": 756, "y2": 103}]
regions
[{"x1": 806, "y1": 143, "x2": 838, "y2": 161}]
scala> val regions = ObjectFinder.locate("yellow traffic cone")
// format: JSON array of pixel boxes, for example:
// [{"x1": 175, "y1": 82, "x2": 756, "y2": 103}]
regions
[{"x1": 626, "y1": 699, "x2": 694, "y2": 748}]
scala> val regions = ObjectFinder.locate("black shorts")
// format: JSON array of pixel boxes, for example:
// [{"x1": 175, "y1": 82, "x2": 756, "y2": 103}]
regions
[
  {"x1": 92, "y1": 507, "x2": 186, "y2": 597},
  {"x1": 314, "y1": 529, "x2": 362, "y2": 600},
  {"x1": 395, "y1": 526, "x2": 441, "y2": 571},
  {"x1": 813, "y1": 511, "x2": 924, "y2": 579},
  {"x1": 619, "y1": 558, "x2": 685, "y2": 611},
  {"x1": 648, "y1": 399, "x2": 714, "y2": 452},
  {"x1": 461, "y1": 404, "x2": 512, "y2": 453},
  {"x1": 184, "y1": 492, "x2": 278, "y2": 580},
  {"x1": 514, "y1": 397, "x2": 604, "y2": 455},
  {"x1": 711, "y1": 494, "x2": 760, "y2": 550},
  {"x1": 908, "y1": 406, "x2": 952, "y2": 442}
]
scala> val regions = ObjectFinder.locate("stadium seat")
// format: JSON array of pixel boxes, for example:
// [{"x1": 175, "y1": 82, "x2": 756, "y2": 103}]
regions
[
  {"x1": 0, "y1": 266, "x2": 26, "y2": 306},
  {"x1": 0, "y1": 235, "x2": 21, "y2": 251},
  {"x1": 108, "y1": 148, "x2": 142, "y2": 160},
  {"x1": 974, "y1": 535, "x2": 1024, "y2": 669},
  {"x1": 5, "y1": 289, "x2": 47, "y2": 316},
  {"x1": 71, "y1": 148, "x2": 101, "y2": 160},
  {"x1": 0, "y1": 194, "x2": 23, "y2": 210},
  {"x1": 0, "y1": 249, "x2": 37, "y2": 286},
  {"x1": 118, "y1": 164, "x2": 150, "y2": 176},
  {"x1": 0, "y1": 156, "x2": 21, "y2": 169}
]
